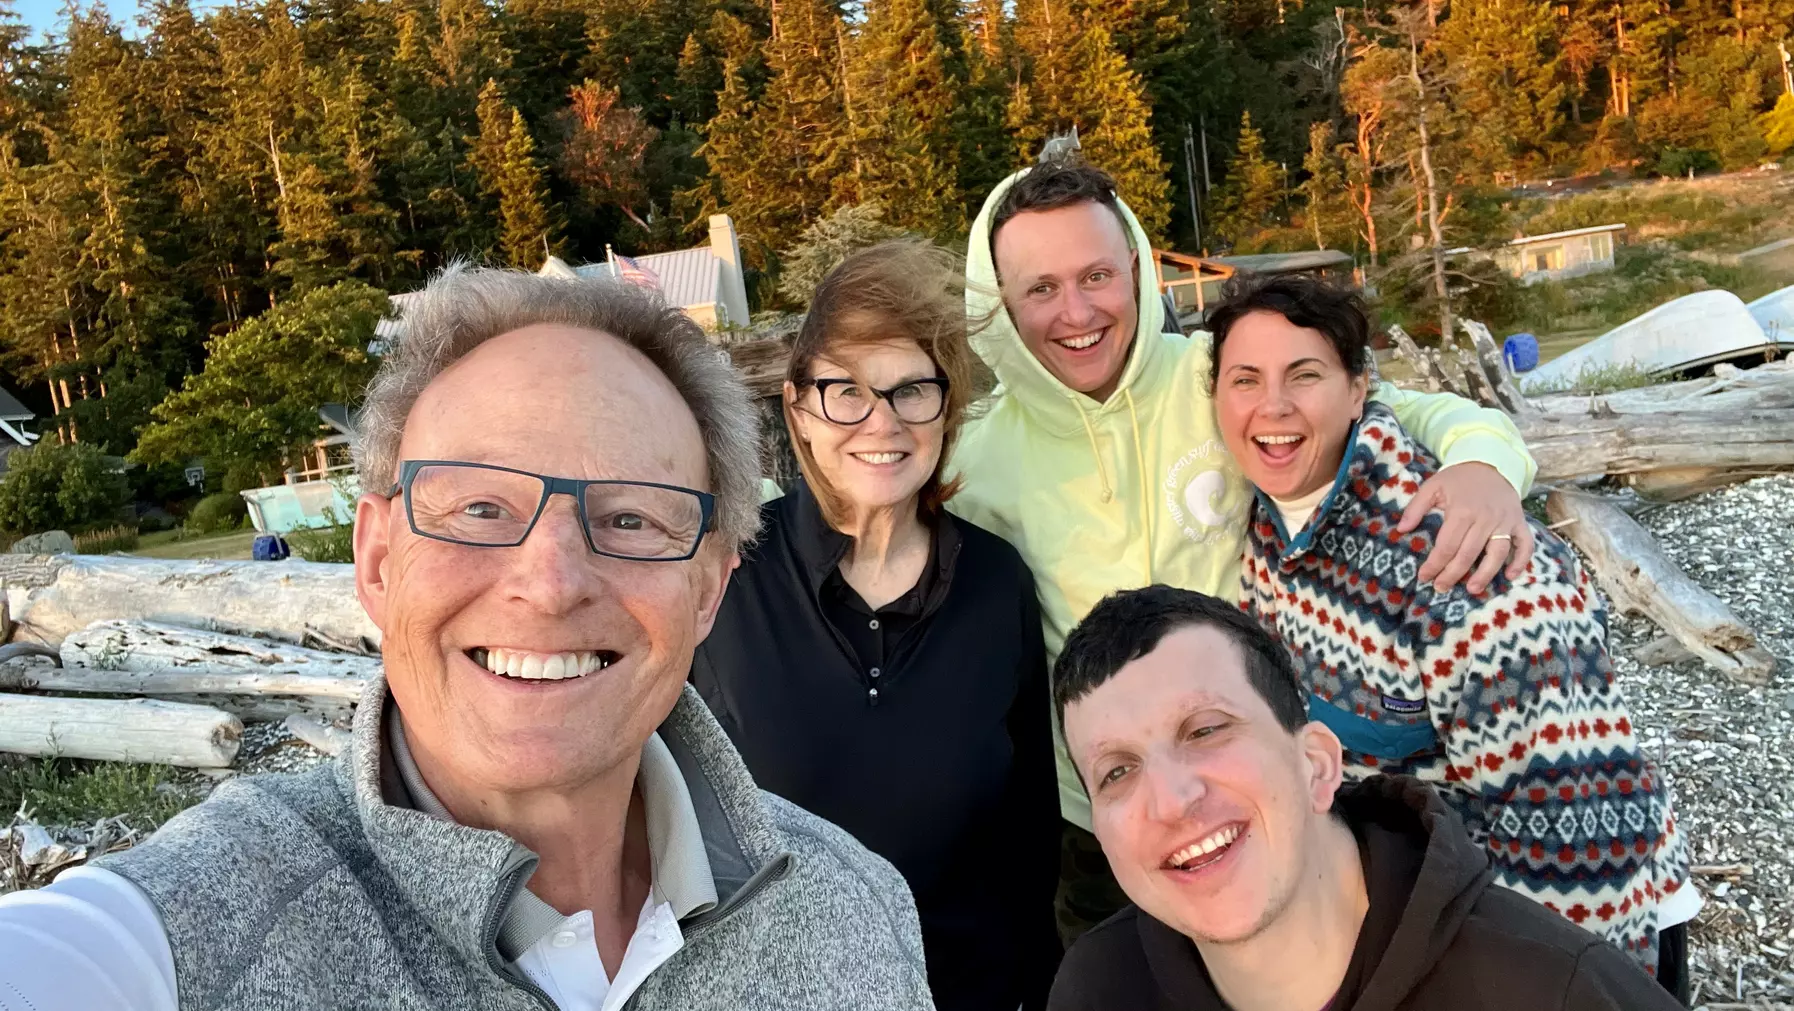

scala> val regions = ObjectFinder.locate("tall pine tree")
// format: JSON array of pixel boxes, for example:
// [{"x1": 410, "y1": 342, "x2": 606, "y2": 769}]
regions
[
  {"x1": 1005, "y1": 0, "x2": 1170, "y2": 237},
  {"x1": 1211, "y1": 111, "x2": 1284, "y2": 247},
  {"x1": 497, "y1": 108, "x2": 557, "y2": 268},
  {"x1": 952, "y1": 0, "x2": 1017, "y2": 214},
  {"x1": 842, "y1": 0, "x2": 963, "y2": 236}
]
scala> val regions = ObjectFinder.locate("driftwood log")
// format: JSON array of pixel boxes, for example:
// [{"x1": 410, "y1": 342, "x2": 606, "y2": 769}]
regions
[
  {"x1": 58, "y1": 620, "x2": 378, "y2": 694},
  {"x1": 284, "y1": 713, "x2": 351, "y2": 756},
  {"x1": 1388, "y1": 339, "x2": 1794, "y2": 486},
  {"x1": 1546, "y1": 489, "x2": 1776, "y2": 683},
  {"x1": 1519, "y1": 406, "x2": 1794, "y2": 484},
  {"x1": 1530, "y1": 361, "x2": 1794, "y2": 416},
  {"x1": 0, "y1": 619, "x2": 378, "y2": 721},
  {"x1": 0, "y1": 555, "x2": 377, "y2": 649},
  {"x1": 1389, "y1": 328, "x2": 1794, "y2": 484},
  {"x1": 1525, "y1": 361, "x2": 1794, "y2": 496},
  {"x1": 0, "y1": 694, "x2": 242, "y2": 767},
  {"x1": 726, "y1": 337, "x2": 791, "y2": 399}
]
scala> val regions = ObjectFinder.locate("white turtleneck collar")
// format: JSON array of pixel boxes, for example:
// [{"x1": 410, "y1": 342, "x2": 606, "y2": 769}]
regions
[{"x1": 1269, "y1": 483, "x2": 1333, "y2": 539}]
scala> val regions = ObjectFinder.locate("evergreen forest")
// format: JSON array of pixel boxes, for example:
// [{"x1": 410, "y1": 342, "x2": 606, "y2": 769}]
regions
[{"x1": 0, "y1": 0, "x2": 1791, "y2": 478}]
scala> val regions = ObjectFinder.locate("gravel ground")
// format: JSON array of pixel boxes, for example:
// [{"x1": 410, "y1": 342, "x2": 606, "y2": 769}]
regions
[{"x1": 1606, "y1": 474, "x2": 1794, "y2": 1009}]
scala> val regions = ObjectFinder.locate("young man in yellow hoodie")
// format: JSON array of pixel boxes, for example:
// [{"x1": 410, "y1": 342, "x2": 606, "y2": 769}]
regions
[{"x1": 946, "y1": 156, "x2": 1540, "y2": 941}]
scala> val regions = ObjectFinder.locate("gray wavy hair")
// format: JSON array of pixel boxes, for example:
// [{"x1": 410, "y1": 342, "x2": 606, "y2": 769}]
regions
[{"x1": 353, "y1": 262, "x2": 763, "y2": 551}]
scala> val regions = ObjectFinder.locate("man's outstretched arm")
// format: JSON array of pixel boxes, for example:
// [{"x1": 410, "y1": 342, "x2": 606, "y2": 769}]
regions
[{"x1": 0, "y1": 866, "x2": 177, "y2": 1011}]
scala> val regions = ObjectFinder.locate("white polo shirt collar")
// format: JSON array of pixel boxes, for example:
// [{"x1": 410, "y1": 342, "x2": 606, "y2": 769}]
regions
[{"x1": 388, "y1": 712, "x2": 717, "y2": 1010}]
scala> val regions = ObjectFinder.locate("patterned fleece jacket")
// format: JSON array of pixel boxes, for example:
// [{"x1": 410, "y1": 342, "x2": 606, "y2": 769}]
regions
[{"x1": 1240, "y1": 401, "x2": 1690, "y2": 972}]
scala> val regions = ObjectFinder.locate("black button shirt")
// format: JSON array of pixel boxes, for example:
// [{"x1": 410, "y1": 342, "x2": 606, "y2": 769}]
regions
[
  {"x1": 817, "y1": 522, "x2": 950, "y2": 702},
  {"x1": 692, "y1": 480, "x2": 1061, "y2": 1011}
]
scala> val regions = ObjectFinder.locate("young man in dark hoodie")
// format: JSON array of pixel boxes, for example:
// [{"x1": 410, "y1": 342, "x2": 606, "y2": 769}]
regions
[{"x1": 1047, "y1": 585, "x2": 1682, "y2": 1011}]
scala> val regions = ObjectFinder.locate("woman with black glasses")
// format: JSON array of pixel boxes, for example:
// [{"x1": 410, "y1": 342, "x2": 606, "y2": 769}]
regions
[{"x1": 691, "y1": 240, "x2": 1061, "y2": 1011}]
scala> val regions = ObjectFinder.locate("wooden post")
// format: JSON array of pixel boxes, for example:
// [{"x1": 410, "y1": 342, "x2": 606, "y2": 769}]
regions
[{"x1": 1457, "y1": 318, "x2": 1537, "y2": 417}]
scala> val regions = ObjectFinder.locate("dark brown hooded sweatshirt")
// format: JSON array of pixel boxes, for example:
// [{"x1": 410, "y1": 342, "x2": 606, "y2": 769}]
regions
[{"x1": 1046, "y1": 776, "x2": 1682, "y2": 1011}]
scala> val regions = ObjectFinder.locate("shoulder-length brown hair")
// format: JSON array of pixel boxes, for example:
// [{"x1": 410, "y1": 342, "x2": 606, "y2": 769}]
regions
[{"x1": 784, "y1": 239, "x2": 980, "y2": 531}]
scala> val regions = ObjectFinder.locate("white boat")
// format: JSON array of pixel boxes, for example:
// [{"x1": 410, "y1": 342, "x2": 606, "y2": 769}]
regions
[
  {"x1": 1524, "y1": 290, "x2": 1790, "y2": 391},
  {"x1": 1748, "y1": 284, "x2": 1794, "y2": 341}
]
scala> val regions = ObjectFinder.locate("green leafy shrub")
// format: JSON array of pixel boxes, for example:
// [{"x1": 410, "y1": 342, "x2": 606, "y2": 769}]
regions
[
  {"x1": 1651, "y1": 146, "x2": 1719, "y2": 179},
  {"x1": 186, "y1": 491, "x2": 247, "y2": 534},
  {"x1": 74, "y1": 524, "x2": 140, "y2": 553},
  {"x1": 776, "y1": 203, "x2": 910, "y2": 307},
  {"x1": 130, "y1": 280, "x2": 388, "y2": 483},
  {"x1": 289, "y1": 521, "x2": 354, "y2": 563},
  {"x1": 0, "y1": 442, "x2": 131, "y2": 534},
  {"x1": 1764, "y1": 94, "x2": 1794, "y2": 157},
  {"x1": 0, "y1": 757, "x2": 194, "y2": 829}
]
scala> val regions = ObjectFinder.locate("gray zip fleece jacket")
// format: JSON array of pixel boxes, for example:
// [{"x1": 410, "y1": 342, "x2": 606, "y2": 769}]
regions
[{"x1": 98, "y1": 680, "x2": 936, "y2": 1010}]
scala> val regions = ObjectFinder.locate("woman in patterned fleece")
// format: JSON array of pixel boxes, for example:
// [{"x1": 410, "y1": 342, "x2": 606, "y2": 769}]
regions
[{"x1": 1205, "y1": 274, "x2": 1696, "y2": 996}]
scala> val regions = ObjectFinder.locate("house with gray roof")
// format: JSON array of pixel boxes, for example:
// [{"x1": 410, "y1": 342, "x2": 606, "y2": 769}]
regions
[{"x1": 543, "y1": 214, "x2": 752, "y2": 332}]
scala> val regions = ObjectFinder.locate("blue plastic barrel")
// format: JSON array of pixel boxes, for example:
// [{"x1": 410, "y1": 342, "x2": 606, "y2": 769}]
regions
[
  {"x1": 1503, "y1": 332, "x2": 1540, "y2": 373},
  {"x1": 252, "y1": 534, "x2": 291, "y2": 561}
]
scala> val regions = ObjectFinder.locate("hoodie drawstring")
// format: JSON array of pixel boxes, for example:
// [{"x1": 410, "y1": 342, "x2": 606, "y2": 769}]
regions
[
  {"x1": 1073, "y1": 391, "x2": 1156, "y2": 584},
  {"x1": 1125, "y1": 389, "x2": 1154, "y2": 582},
  {"x1": 1074, "y1": 400, "x2": 1114, "y2": 503}
]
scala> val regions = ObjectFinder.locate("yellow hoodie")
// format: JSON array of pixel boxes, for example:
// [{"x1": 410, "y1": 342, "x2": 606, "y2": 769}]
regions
[{"x1": 946, "y1": 168, "x2": 1537, "y2": 830}]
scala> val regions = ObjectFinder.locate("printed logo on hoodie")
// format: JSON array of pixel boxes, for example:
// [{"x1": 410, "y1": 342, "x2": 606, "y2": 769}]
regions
[{"x1": 1164, "y1": 440, "x2": 1248, "y2": 544}]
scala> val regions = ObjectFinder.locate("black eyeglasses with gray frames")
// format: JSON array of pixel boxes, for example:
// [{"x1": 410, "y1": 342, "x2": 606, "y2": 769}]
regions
[
  {"x1": 801, "y1": 377, "x2": 950, "y2": 426},
  {"x1": 384, "y1": 460, "x2": 716, "y2": 562}
]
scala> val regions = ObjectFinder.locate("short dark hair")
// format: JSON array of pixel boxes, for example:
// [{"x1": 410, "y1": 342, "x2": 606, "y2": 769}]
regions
[
  {"x1": 990, "y1": 156, "x2": 1126, "y2": 263},
  {"x1": 1053, "y1": 585, "x2": 1308, "y2": 733},
  {"x1": 1204, "y1": 273, "x2": 1373, "y2": 393}
]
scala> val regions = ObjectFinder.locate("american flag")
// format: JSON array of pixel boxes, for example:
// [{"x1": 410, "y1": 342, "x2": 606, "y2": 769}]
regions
[{"x1": 614, "y1": 254, "x2": 661, "y2": 290}]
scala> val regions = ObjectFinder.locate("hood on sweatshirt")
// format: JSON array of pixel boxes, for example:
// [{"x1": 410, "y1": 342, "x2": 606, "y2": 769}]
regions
[
  {"x1": 950, "y1": 167, "x2": 1255, "y2": 830},
  {"x1": 1334, "y1": 776, "x2": 1493, "y2": 1010},
  {"x1": 964, "y1": 166, "x2": 1176, "y2": 437}
]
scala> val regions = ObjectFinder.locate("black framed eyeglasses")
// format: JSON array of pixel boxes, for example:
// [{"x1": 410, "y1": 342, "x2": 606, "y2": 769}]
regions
[
  {"x1": 385, "y1": 460, "x2": 716, "y2": 562},
  {"x1": 801, "y1": 377, "x2": 950, "y2": 425}
]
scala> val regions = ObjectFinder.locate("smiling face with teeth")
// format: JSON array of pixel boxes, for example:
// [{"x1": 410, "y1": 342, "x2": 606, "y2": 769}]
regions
[
  {"x1": 993, "y1": 202, "x2": 1141, "y2": 403},
  {"x1": 353, "y1": 323, "x2": 735, "y2": 807},
  {"x1": 787, "y1": 340, "x2": 945, "y2": 524},
  {"x1": 1214, "y1": 310, "x2": 1369, "y2": 501},
  {"x1": 1064, "y1": 623, "x2": 1347, "y2": 946}
]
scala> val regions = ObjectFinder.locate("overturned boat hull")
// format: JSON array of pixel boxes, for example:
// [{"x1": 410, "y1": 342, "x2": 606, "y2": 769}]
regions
[
  {"x1": 1749, "y1": 284, "x2": 1794, "y2": 342},
  {"x1": 1524, "y1": 289, "x2": 1794, "y2": 391}
]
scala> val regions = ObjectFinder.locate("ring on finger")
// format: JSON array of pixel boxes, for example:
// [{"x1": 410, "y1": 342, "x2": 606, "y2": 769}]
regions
[{"x1": 1487, "y1": 533, "x2": 1513, "y2": 541}]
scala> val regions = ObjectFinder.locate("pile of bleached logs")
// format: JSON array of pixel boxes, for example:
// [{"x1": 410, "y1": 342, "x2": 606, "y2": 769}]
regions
[
  {"x1": 0, "y1": 556, "x2": 376, "y2": 769},
  {"x1": 1391, "y1": 321, "x2": 1791, "y2": 684}
]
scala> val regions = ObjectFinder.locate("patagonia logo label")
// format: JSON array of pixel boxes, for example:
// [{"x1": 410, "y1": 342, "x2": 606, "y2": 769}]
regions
[{"x1": 1381, "y1": 694, "x2": 1426, "y2": 715}]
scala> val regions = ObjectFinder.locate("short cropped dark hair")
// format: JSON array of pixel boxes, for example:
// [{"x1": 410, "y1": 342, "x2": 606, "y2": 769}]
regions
[
  {"x1": 1054, "y1": 585, "x2": 1308, "y2": 734},
  {"x1": 1204, "y1": 273, "x2": 1373, "y2": 393},
  {"x1": 990, "y1": 156, "x2": 1126, "y2": 264}
]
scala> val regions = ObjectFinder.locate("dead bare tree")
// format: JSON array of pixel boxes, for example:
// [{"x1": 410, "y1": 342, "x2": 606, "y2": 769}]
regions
[{"x1": 1394, "y1": 5, "x2": 1453, "y2": 342}]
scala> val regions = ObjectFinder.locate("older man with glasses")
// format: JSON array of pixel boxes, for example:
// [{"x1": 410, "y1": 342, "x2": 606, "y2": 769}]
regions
[{"x1": 0, "y1": 264, "x2": 936, "y2": 1011}]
